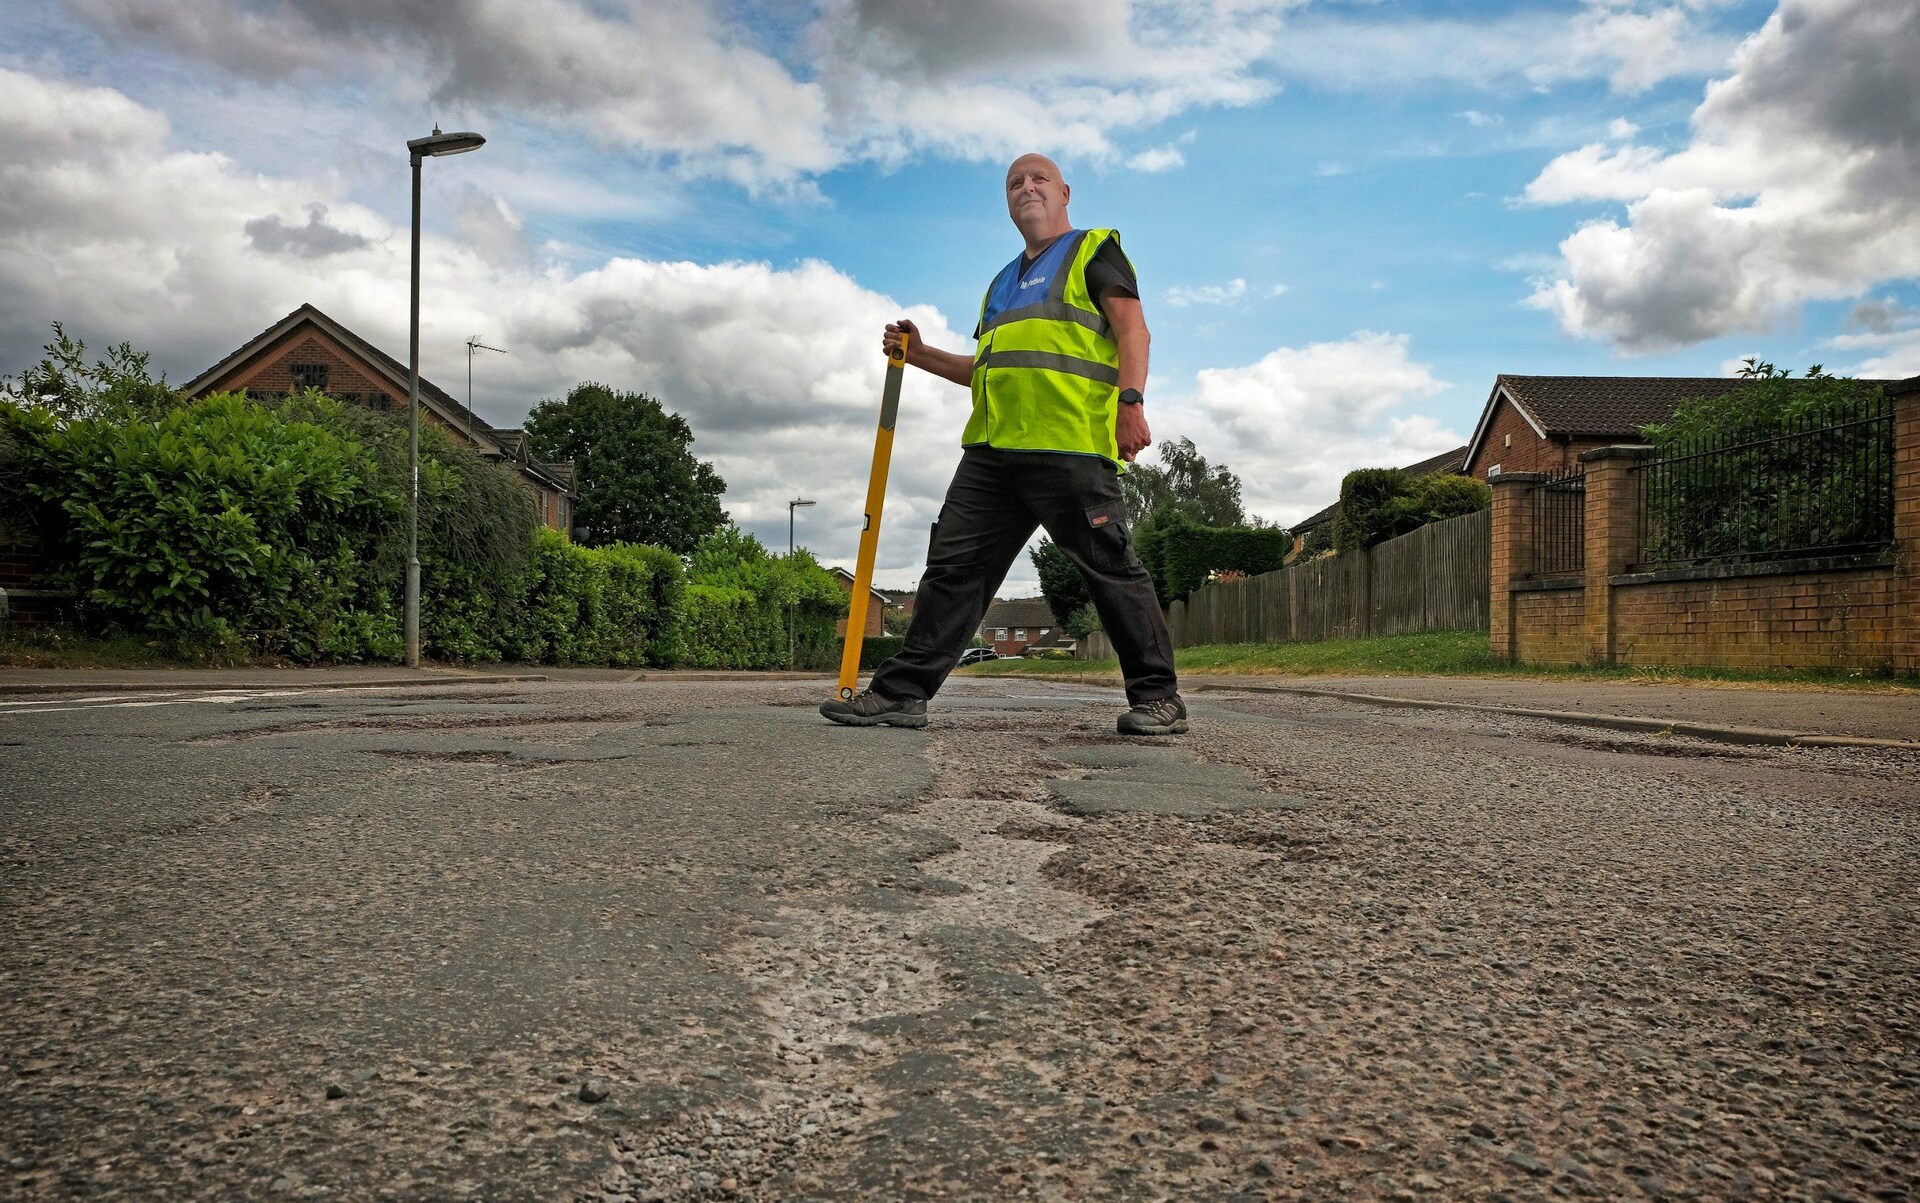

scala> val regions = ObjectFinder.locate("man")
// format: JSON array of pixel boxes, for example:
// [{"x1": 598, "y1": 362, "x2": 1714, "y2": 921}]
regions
[{"x1": 819, "y1": 153, "x2": 1185, "y2": 736}]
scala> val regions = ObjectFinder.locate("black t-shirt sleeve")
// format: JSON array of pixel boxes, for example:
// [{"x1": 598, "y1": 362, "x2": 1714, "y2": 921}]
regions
[{"x1": 1085, "y1": 237, "x2": 1139, "y2": 304}]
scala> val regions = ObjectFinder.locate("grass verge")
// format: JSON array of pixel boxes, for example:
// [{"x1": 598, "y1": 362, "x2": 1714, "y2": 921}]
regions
[{"x1": 963, "y1": 630, "x2": 1920, "y2": 693}]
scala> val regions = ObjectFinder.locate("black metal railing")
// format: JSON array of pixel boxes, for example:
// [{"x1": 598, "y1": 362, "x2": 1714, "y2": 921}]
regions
[
  {"x1": 1528, "y1": 467, "x2": 1585, "y2": 578},
  {"x1": 1634, "y1": 393, "x2": 1894, "y2": 567}
]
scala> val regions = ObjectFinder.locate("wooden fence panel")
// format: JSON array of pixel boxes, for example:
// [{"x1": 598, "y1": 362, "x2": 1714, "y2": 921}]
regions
[{"x1": 1077, "y1": 509, "x2": 1492, "y2": 658}]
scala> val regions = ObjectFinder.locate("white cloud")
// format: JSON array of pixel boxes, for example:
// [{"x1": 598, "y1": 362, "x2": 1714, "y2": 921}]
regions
[
  {"x1": 1264, "y1": 1, "x2": 1735, "y2": 95},
  {"x1": 61, "y1": 0, "x2": 1291, "y2": 188},
  {"x1": 1164, "y1": 278, "x2": 1249, "y2": 307},
  {"x1": 1524, "y1": 0, "x2": 1920, "y2": 352},
  {"x1": 0, "y1": 66, "x2": 971, "y2": 588},
  {"x1": 1457, "y1": 110, "x2": 1504, "y2": 127},
  {"x1": 1168, "y1": 331, "x2": 1457, "y2": 524},
  {"x1": 1128, "y1": 144, "x2": 1187, "y2": 172}
]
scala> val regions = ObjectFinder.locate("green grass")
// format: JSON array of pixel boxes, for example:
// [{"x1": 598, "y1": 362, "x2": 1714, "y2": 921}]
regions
[
  {"x1": 0, "y1": 626, "x2": 263, "y2": 669},
  {"x1": 963, "y1": 630, "x2": 1920, "y2": 692}
]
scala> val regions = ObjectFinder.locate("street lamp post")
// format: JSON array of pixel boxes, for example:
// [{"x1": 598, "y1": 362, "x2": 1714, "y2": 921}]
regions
[
  {"x1": 404, "y1": 126, "x2": 486, "y2": 668},
  {"x1": 788, "y1": 497, "x2": 815, "y2": 667}
]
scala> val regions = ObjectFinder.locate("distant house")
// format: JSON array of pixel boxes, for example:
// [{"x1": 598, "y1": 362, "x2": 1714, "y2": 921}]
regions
[
  {"x1": 182, "y1": 304, "x2": 578, "y2": 534},
  {"x1": 1287, "y1": 444, "x2": 1467, "y2": 562},
  {"x1": 978, "y1": 597, "x2": 1061, "y2": 657},
  {"x1": 828, "y1": 567, "x2": 888, "y2": 638}
]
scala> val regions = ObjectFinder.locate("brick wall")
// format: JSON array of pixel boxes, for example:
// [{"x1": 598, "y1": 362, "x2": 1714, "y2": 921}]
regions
[
  {"x1": 1610, "y1": 567, "x2": 1902, "y2": 671},
  {"x1": 1513, "y1": 585, "x2": 1586, "y2": 667},
  {"x1": 1489, "y1": 386, "x2": 1919, "y2": 675}
]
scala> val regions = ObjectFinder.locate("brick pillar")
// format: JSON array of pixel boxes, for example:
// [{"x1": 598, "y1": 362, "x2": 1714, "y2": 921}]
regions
[
  {"x1": 1579, "y1": 445, "x2": 1655, "y2": 666},
  {"x1": 1892, "y1": 382, "x2": 1920, "y2": 675},
  {"x1": 1488, "y1": 472, "x2": 1544, "y2": 662}
]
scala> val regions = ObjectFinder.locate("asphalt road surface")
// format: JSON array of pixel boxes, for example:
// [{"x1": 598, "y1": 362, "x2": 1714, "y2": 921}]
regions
[{"x1": 3, "y1": 677, "x2": 1915, "y2": 1201}]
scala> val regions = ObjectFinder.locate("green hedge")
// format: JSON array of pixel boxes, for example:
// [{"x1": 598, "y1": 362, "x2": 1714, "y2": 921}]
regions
[
  {"x1": 679, "y1": 527, "x2": 845, "y2": 669},
  {"x1": 514, "y1": 531, "x2": 683, "y2": 665},
  {"x1": 860, "y1": 636, "x2": 905, "y2": 668},
  {"x1": 1135, "y1": 514, "x2": 1291, "y2": 603},
  {"x1": 3, "y1": 379, "x2": 844, "y2": 669},
  {"x1": 3, "y1": 393, "x2": 397, "y2": 658},
  {"x1": 1333, "y1": 469, "x2": 1490, "y2": 553}
]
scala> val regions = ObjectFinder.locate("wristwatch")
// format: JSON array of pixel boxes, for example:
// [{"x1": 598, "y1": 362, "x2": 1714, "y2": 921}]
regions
[{"x1": 1118, "y1": 388, "x2": 1145, "y2": 406}]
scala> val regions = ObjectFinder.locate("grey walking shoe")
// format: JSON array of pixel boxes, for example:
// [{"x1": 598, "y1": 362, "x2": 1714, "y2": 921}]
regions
[
  {"x1": 819, "y1": 689, "x2": 929, "y2": 728},
  {"x1": 1118, "y1": 693, "x2": 1188, "y2": 736}
]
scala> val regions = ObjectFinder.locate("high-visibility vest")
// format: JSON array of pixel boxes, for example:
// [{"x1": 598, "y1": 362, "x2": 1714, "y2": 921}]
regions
[{"x1": 964, "y1": 228, "x2": 1122, "y2": 464}]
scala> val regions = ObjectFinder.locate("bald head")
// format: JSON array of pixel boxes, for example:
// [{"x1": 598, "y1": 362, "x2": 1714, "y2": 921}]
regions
[{"x1": 1005, "y1": 153, "x2": 1073, "y2": 252}]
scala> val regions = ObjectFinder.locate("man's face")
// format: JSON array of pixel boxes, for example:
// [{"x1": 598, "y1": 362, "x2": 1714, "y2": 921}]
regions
[{"x1": 1005, "y1": 155, "x2": 1069, "y2": 235}]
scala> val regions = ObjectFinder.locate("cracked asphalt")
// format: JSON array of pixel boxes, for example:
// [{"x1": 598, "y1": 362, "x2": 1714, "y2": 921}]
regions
[{"x1": 2, "y1": 677, "x2": 1916, "y2": 1201}]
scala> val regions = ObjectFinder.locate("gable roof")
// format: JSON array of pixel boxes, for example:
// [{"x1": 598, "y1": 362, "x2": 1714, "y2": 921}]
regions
[
  {"x1": 184, "y1": 303, "x2": 500, "y2": 453},
  {"x1": 185, "y1": 303, "x2": 575, "y2": 495},
  {"x1": 828, "y1": 566, "x2": 888, "y2": 602},
  {"x1": 981, "y1": 597, "x2": 1059, "y2": 631},
  {"x1": 1290, "y1": 444, "x2": 1469, "y2": 534},
  {"x1": 1463, "y1": 373, "x2": 1903, "y2": 473}
]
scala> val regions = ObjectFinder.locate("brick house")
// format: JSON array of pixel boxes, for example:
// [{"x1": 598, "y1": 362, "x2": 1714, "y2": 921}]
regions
[
  {"x1": 828, "y1": 567, "x2": 887, "y2": 638},
  {"x1": 1462, "y1": 375, "x2": 1762, "y2": 480},
  {"x1": 182, "y1": 304, "x2": 577, "y2": 534},
  {"x1": 979, "y1": 597, "x2": 1061, "y2": 657}
]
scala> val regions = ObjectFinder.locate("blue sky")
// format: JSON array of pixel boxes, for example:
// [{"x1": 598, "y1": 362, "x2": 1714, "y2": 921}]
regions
[{"x1": 4, "y1": 0, "x2": 1916, "y2": 593}]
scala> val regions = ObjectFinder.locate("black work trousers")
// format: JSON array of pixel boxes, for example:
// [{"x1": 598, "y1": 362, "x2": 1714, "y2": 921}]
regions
[{"x1": 870, "y1": 446, "x2": 1178, "y2": 707}]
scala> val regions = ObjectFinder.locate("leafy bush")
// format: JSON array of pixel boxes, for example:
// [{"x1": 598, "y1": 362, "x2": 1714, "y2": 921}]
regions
[
  {"x1": 681, "y1": 526, "x2": 845, "y2": 669},
  {"x1": 3, "y1": 393, "x2": 395, "y2": 658},
  {"x1": 1064, "y1": 601, "x2": 1102, "y2": 638},
  {"x1": 512, "y1": 531, "x2": 685, "y2": 665},
  {"x1": 1639, "y1": 366, "x2": 1891, "y2": 563},
  {"x1": 858, "y1": 636, "x2": 905, "y2": 668},
  {"x1": 1136, "y1": 513, "x2": 1292, "y2": 603},
  {"x1": 1333, "y1": 469, "x2": 1490, "y2": 553},
  {"x1": 263, "y1": 390, "x2": 540, "y2": 661},
  {"x1": 1, "y1": 323, "x2": 185, "y2": 425}
]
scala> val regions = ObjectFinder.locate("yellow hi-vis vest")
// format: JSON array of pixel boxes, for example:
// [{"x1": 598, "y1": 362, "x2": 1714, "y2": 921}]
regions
[{"x1": 964, "y1": 228, "x2": 1122, "y2": 465}]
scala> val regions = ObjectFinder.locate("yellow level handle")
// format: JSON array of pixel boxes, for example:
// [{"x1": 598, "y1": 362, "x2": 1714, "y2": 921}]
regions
[{"x1": 836, "y1": 329, "x2": 910, "y2": 700}]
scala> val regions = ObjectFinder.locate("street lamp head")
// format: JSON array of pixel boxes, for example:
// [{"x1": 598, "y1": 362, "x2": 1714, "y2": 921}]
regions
[
  {"x1": 409, "y1": 126, "x2": 486, "y2": 158},
  {"x1": 791, "y1": 498, "x2": 816, "y2": 508}
]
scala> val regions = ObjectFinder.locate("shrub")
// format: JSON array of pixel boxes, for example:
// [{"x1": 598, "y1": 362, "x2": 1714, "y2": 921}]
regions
[
  {"x1": 3, "y1": 393, "x2": 394, "y2": 658},
  {"x1": 513, "y1": 531, "x2": 684, "y2": 665},
  {"x1": 1333, "y1": 469, "x2": 1490, "y2": 553},
  {"x1": 682, "y1": 526, "x2": 845, "y2": 669},
  {"x1": 859, "y1": 636, "x2": 905, "y2": 669},
  {"x1": 1640, "y1": 367, "x2": 1890, "y2": 562},
  {"x1": 1136, "y1": 513, "x2": 1292, "y2": 603}
]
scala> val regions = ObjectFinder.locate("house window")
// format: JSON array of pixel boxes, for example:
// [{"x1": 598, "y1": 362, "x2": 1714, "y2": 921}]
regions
[
  {"x1": 994, "y1": 628, "x2": 1007, "y2": 641},
  {"x1": 1487, "y1": 464, "x2": 1502, "y2": 478},
  {"x1": 1014, "y1": 628, "x2": 1027, "y2": 641},
  {"x1": 368, "y1": 392, "x2": 392, "y2": 412},
  {"x1": 335, "y1": 392, "x2": 359, "y2": 404},
  {"x1": 289, "y1": 363, "x2": 329, "y2": 391}
]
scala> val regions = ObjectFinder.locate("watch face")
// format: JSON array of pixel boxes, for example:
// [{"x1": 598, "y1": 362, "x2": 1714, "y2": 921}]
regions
[{"x1": 1119, "y1": 388, "x2": 1144, "y2": 405}]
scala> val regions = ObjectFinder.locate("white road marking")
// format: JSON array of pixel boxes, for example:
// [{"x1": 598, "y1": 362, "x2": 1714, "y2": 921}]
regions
[{"x1": 0, "y1": 689, "x2": 318, "y2": 716}]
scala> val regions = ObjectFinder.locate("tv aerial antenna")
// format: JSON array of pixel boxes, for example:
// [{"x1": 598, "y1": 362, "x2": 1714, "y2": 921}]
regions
[{"x1": 465, "y1": 337, "x2": 507, "y2": 444}]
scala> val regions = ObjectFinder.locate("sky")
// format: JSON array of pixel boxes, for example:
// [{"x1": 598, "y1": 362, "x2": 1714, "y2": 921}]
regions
[{"x1": 4, "y1": 0, "x2": 1917, "y2": 595}]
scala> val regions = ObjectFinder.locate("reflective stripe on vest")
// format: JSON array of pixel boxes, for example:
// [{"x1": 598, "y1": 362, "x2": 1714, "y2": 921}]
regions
[{"x1": 964, "y1": 228, "x2": 1123, "y2": 464}]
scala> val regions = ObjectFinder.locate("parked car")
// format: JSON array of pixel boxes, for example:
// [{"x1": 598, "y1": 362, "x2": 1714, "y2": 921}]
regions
[{"x1": 957, "y1": 647, "x2": 998, "y2": 666}]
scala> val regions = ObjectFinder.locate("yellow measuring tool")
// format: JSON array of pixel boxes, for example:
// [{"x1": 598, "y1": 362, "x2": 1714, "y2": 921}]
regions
[{"x1": 835, "y1": 327, "x2": 910, "y2": 701}]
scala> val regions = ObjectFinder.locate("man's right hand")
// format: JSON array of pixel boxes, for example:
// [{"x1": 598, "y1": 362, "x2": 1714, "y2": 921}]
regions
[
  {"x1": 882, "y1": 318, "x2": 975, "y2": 387},
  {"x1": 883, "y1": 319, "x2": 919, "y2": 360}
]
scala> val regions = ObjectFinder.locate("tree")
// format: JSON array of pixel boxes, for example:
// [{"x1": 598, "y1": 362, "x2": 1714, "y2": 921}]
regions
[
  {"x1": 1121, "y1": 436, "x2": 1249, "y2": 527},
  {"x1": 1, "y1": 322, "x2": 183, "y2": 425},
  {"x1": 1029, "y1": 539, "x2": 1091, "y2": 636},
  {"x1": 524, "y1": 382, "x2": 727, "y2": 554}
]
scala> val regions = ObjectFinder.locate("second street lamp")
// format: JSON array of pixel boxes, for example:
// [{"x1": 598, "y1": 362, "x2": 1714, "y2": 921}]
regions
[
  {"x1": 788, "y1": 498, "x2": 816, "y2": 667},
  {"x1": 404, "y1": 125, "x2": 486, "y2": 668}
]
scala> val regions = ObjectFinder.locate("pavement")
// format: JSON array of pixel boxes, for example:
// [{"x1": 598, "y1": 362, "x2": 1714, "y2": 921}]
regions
[{"x1": 2, "y1": 676, "x2": 1916, "y2": 1201}]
